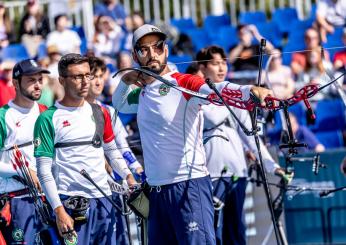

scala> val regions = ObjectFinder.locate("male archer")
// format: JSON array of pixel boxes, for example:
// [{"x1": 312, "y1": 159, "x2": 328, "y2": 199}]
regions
[
  {"x1": 0, "y1": 59, "x2": 50, "y2": 244},
  {"x1": 112, "y1": 24, "x2": 274, "y2": 244}
]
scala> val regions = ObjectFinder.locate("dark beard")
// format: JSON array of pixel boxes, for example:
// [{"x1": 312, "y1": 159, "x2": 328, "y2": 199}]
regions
[
  {"x1": 142, "y1": 57, "x2": 167, "y2": 75},
  {"x1": 20, "y1": 86, "x2": 41, "y2": 101}
]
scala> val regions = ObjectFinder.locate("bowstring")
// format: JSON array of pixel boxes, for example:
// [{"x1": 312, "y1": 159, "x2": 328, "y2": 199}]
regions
[{"x1": 136, "y1": 45, "x2": 346, "y2": 69}]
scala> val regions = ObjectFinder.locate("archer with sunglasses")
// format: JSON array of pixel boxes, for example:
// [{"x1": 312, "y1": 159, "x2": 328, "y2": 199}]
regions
[{"x1": 112, "y1": 24, "x2": 275, "y2": 245}]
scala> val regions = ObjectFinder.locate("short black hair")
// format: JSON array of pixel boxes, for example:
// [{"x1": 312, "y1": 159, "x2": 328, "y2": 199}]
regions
[
  {"x1": 54, "y1": 14, "x2": 67, "y2": 27},
  {"x1": 88, "y1": 56, "x2": 106, "y2": 75},
  {"x1": 196, "y1": 45, "x2": 226, "y2": 66},
  {"x1": 58, "y1": 53, "x2": 89, "y2": 77}
]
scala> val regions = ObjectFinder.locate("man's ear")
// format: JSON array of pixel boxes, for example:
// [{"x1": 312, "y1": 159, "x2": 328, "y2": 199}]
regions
[
  {"x1": 58, "y1": 77, "x2": 65, "y2": 87},
  {"x1": 199, "y1": 64, "x2": 206, "y2": 74},
  {"x1": 12, "y1": 79, "x2": 20, "y2": 90}
]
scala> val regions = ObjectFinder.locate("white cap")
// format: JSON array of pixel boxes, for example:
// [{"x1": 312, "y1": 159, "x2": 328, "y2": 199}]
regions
[{"x1": 132, "y1": 24, "x2": 167, "y2": 47}]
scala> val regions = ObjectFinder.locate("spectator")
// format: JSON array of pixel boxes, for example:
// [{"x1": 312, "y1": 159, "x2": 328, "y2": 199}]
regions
[
  {"x1": 267, "y1": 49, "x2": 295, "y2": 99},
  {"x1": 116, "y1": 50, "x2": 133, "y2": 70},
  {"x1": 229, "y1": 24, "x2": 274, "y2": 83},
  {"x1": 123, "y1": 11, "x2": 145, "y2": 51},
  {"x1": 333, "y1": 28, "x2": 346, "y2": 71},
  {"x1": 92, "y1": 15, "x2": 125, "y2": 64},
  {"x1": 37, "y1": 45, "x2": 64, "y2": 106},
  {"x1": 315, "y1": 0, "x2": 346, "y2": 43},
  {"x1": 290, "y1": 113, "x2": 325, "y2": 152},
  {"x1": 46, "y1": 14, "x2": 81, "y2": 55},
  {"x1": 296, "y1": 48, "x2": 333, "y2": 100},
  {"x1": 104, "y1": 51, "x2": 133, "y2": 101},
  {"x1": 19, "y1": 0, "x2": 50, "y2": 57},
  {"x1": 0, "y1": 2, "x2": 13, "y2": 49},
  {"x1": 291, "y1": 28, "x2": 330, "y2": 76},
  {"x1": 0, "y1": 60, "x2": 16, "y2": 107},
  {"x1": 94, "y1": 0, "x2": 127, "y2": 26}
]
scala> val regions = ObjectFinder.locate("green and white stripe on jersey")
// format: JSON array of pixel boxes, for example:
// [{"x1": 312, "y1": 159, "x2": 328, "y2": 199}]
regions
[
  {"x1": 127, "y1": 87, "x2": 141, "y2": 105},
  {"x1": 0, "y1": 104, "x2": 10, "y2": 149},
  {"x1": 33, "y1": 106, "x2": 57, "y2": 158}
]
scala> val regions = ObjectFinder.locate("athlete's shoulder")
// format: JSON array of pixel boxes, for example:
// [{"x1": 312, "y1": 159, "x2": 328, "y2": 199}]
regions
[
  {"x1": 171, "y1": 72, "x2": 204, "y2": 83},
  {"x1": 37, "y1": 105, "x2": 57, "y2": 121}
]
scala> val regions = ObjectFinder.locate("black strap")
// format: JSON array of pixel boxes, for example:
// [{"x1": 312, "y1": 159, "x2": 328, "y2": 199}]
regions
[
  {"x1": 203, "y1": 119, "x2": 227, "y2": 133},
  {"x1": 203, "y1": 135, "x2": 229, "y2": 145},
  {"x1": 55, "y1": 103, "x2": 105, "y2": 149},
  {"x1": 7, "y1": 141, "x2": 33, "y2": 151}
]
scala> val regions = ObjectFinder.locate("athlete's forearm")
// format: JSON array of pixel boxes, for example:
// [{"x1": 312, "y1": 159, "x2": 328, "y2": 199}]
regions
[
  {"x1": 103, "y1": 140, "x2": 132, "y2": 179},
  {"x1": 36, "y1": 156, "x2": 62, "y2": 210}
]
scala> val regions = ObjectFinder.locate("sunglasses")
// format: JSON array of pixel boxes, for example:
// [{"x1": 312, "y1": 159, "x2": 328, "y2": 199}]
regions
[{"x1": 134, "y1": 40, "x2": 166, "y2": 57}]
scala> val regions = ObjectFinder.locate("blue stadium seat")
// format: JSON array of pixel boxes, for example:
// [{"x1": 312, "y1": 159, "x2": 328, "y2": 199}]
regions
[
  {"x1": 289, "y1": 102, "x2": 307, "y2": 126},
  {"x1": 212, "y1": 26, "x2": 238, "y2": 52},
  {"x1": 282, "y1": 41, "x2": 305, "y2": 66},
  {"x1": 315, "y1": 130, "x2": 344, "y2": 149},
  {"x1": 181, "y1": 28, "x2": 210, "y2": 52},
  {"x1": 238, "y1": 11, "x2": 266, "y2": 25},
  {"x1": 322, "y1": 27, "x2": 344, "y2": 60},
  {"x1": 203, "y1": 14, "x2": 231, "y2": 36},
  {"x1": 37, "y1": 42, "x2": 47, "y2": 60},
  {"x1": 168, "y1": 54, "x2": 193, "y2": 73},
  {"x1": 0, "y1": 44, "x2": 30, "y2": 61},
  {"x1": 80, "y1": 38, "x2": 88, "y2": 55},
  {"x1": 256, "y1": 22, "x2": 283, "y2": 47},
  {"x1": 311, "y1": 99, "x2": 346, "y2": 131},
  {"x1": 272, "y1": 7, "x2": 298, "y2": 34},
  {"x1": 170, "y1": 18, "x2": 196, "y2": 33},
  {"x1": 70, "y1": 26, "x2": 86, "y2": 39},
  {"x1": 287, "y1": 19, "x2": 313, "y2": 39}
]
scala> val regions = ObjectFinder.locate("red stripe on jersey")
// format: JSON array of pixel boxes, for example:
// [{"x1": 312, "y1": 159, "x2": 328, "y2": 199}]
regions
[
  {"x1": 101, "y1": 106, "x2": 115, "y2": 143},
  {"x1": 38, "y1": 104, "x2": 48, "y2": 113},
  {"x1": 171, "y1": 72, "x2": 205, "y2": 101}
]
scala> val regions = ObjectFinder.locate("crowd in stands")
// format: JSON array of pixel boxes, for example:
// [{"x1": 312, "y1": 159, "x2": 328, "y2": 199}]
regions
[{"x1": 0, "y1": 0, "x2": 345, "y2": 152}]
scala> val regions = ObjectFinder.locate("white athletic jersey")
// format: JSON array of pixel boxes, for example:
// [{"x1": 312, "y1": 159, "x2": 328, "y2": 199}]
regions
[
  {"x1": 112, "y1": 71, "x2": 251, "y2": 186},
  {"x1": 34, "y1": 101, "x2": 115, "y2": 198},
  {"x1": 203, "y1": 103, "x2": 279, "y2": 178},
  {"x1": 0, "y1": 101, "x2": 45, "y2": 193}
]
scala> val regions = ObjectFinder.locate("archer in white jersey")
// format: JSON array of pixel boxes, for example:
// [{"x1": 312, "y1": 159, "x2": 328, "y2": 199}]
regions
[
  {"x1": 34, "y1": 54, "x2": 136, "y2": 245},
  {"x1": 112, "y1": 24, "x2": 274, "y2": 245},
  {"x1": 0, "y1": 59, "x2": 50, "y2": 244}
]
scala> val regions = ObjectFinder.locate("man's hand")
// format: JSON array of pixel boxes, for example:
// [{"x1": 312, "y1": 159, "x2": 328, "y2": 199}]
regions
[
  {"x1": 245, "y1": 151, "x2": 257, "y2": 162},
  {"x1": 55, "y1": 206, "x2": 77, "y2": 240},
  {"x1": 29, "y1": 169, "x2": 42, "y2": 193},
  {"x1": 250, "y1": 86, "x2": 274, "y2": 107},
  {"x1": 135, "y1": 166, "x2": 144, "y2": 176},
  {"x1": 126, "y1": 174, "x2": 138, "y2": 188},
  {"x1": 121, "y1": 70, "x2": 154, "y2": 86},
  {"x1": 275, "y1": 168, "x2": 294, "y2": 184}
]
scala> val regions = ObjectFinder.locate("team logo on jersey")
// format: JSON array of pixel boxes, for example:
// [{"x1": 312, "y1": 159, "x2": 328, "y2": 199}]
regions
[
  {"x1": 12, "y1": 228, "x2": 24, "y2": 242},
  {"x1": 63, "y1": 120, "x2": 71, "y2": 127},
  {"x1": 64, "y1": 235, "x2": 78, "y2": 245},
  {"x1": 34, "y1": 137, "x2": 41, "y2": 147},
  {"x1": 158, "y1": 84, "x2": 170, "y2": 96},
  {"x1": 187, "y1": 221, "x2": 199, "y2": 232}
]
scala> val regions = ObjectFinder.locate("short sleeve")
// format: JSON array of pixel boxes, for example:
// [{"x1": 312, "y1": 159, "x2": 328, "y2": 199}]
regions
[
  {"x1": 101, "y1": 107, "x2": 115, "y2": 144},
  {"x1": 34, "y1": 108, "x2": 56, "y2": 158}
]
